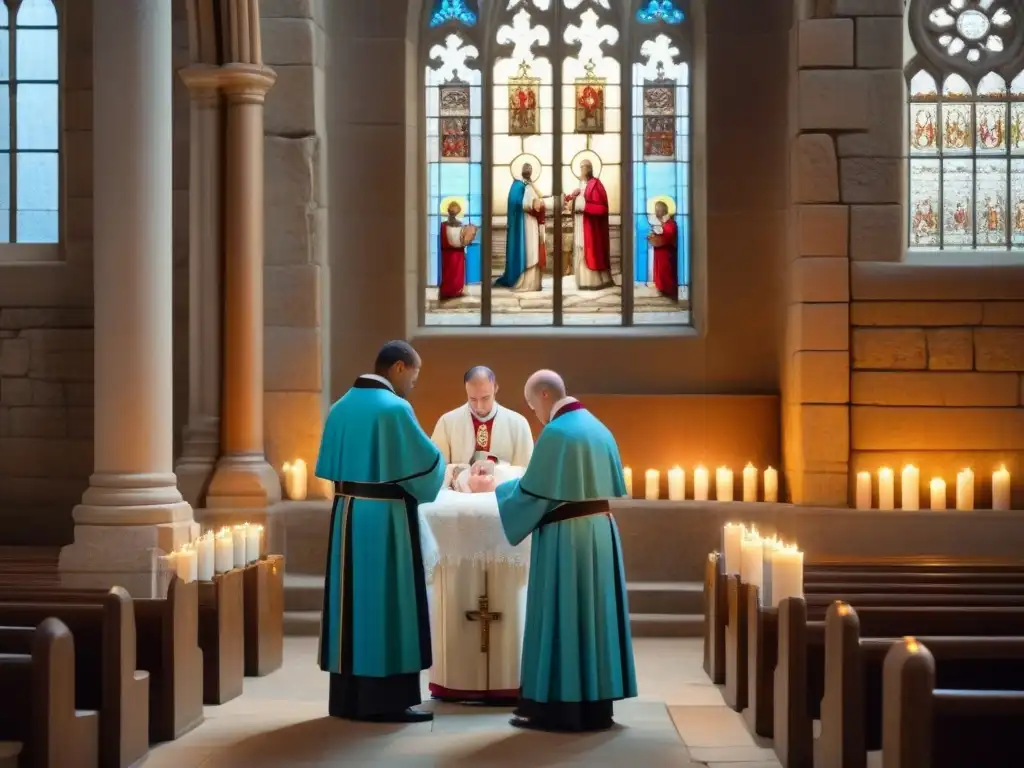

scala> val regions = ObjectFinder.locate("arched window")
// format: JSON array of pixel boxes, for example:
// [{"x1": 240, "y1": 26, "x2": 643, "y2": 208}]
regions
[
  {"x1": 423, "y1": 0, "x2": 692, "y2": 327},
  {"x1": 1, "y1": 0, "x2": 60, "y2": 244},
  {"x1": 905, "y1": 0, "x2": 1023, "y2": 251}
]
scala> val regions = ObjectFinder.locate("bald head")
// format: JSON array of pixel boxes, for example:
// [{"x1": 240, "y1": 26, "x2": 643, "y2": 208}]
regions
[{"x1": 524, "y1": 369, "x2": 566, "y2": 425}]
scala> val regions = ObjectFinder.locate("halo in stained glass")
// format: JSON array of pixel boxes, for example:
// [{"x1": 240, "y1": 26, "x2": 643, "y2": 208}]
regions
[
  {"x1": 429, "y1": 0, "x2": 477, "y2": 28},
  {"x1": 636, "y1": 1, "x2": 685, "y2": 25}
]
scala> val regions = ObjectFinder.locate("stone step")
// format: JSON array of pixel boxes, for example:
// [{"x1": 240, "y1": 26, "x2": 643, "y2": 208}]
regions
[
  {"x1": 626, "y1": 581, "x2": 704, "y2": 615},
  {"x1": 285, "y1": 573, "x2": 325, "y2": 612},
  {"x1": 629, "y1": 613, "x2": 704, "y2": 638},
  {"x1": 284, "y1": 610, "x2": 322, "y2": 637}
]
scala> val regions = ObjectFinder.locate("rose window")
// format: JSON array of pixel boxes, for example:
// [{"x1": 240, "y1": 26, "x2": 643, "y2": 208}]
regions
[{"x1": 928, "y1": 0, "x2": 1012, "y2": 62}]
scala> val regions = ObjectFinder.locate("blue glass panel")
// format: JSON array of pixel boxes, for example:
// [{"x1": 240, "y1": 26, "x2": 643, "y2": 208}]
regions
[
  {"x1": 16, "y1": 0, "x2": 57, "y2": 26},
  {"x1": 0, "y1": 87, "x2": 8, "y2": 150},
  {"x1": 17, "y1": 151, "x2": 58, "y2": 210},
  {"x1": 0, "y1": 31, "x2": 8, "y2": 81},
  {"x1": 15, "y1": 28, "x2": 58, "y2": 80},
  {"x1": 429, "y1": 0, "x2": 477, "y2": 28},
  {"x1": 0, "y1": 3, "x2": 7, "y2": 26},
  {"x1": 0, "y1": 150, "x2": 9, "y2": 242},
  {"x1": 16, "y1": 209, "x2": 57, "y2": 243},
  {"x1": 17, "y1": 83, "x2": 59, "y2": 150},
  {"x1": 636, "y1": 1, "x2": 685, "y2": 24},
  {"x1": 679, "y1": 215, "x2": 690, "y2": 285},
  {"x1": 469, "y1": 162, "x2": 481, "y2": 197},
  {"x1": 634, "y1": 214, "x2": 651, "y2": 282}
]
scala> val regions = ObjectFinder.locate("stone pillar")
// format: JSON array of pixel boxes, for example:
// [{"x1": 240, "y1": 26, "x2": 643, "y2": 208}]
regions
[
  {"x1": 204, "y1": 64, "x2": 282, "y2": 509},
  {"x1": 175, "y1": 70, "x2": 223, "y2": 507},
  {"x1": 61, "y1": 0, "x2": 196, "y2": 592}
]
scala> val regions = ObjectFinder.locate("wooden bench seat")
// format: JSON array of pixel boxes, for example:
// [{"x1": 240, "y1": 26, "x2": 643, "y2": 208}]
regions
[
  {"x1": 0, "y1": 577, "x2": 204, "y2": 743},
  {"x1": 0, "y1": 619, "x2": 99, "y2": 768},
  {"x1": 243, "y1": 556, "x2": 284, "y2": 677},
  {"x1": 883, "y1": 639, "x2": 1024, "y2": 768},
  {"x1": 0, "y1": 589, "x2": 149, "y2": 768}
]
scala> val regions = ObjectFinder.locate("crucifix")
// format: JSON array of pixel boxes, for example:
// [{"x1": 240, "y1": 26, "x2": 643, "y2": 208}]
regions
[{"x1": 465, "y1": 573, "x2": 503, "y2": 689}]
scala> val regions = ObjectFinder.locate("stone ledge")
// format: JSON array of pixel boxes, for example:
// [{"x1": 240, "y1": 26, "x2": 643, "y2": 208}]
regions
[{"x1": 852, "y1": 262, "x2": 1024, "y2": 301}]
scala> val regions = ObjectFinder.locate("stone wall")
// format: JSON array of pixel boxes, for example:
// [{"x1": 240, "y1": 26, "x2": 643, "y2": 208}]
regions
[{"x1": 171, "y1": 0, "x2": 191, "y2": 459}]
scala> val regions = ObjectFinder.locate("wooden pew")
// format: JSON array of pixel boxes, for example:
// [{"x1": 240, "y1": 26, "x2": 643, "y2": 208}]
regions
[
  {"x1": 0, "y1": 589, "x2": 149, "y2": 768},
  {"x1": 0, "y1": 577, "x2": 204, "y2": 743},
  {"x1": 0, "y1": 618, "x2": 99, "y2": 768},
  {"x1": 243, "y1": 555, "x2": 284, "y2": 677},
  {"x1": 199, "y1": 569, "x2": 245, "y2": 704},
  {"x1": 883, "y1": 638, "x2": 1024, "y2": 768},
  {"x1": 774, "y1": 599, "x2": 1024, "y2": 768},
  {"x1": 703, "y1": 554, "x2": 727, "y2": 684}
]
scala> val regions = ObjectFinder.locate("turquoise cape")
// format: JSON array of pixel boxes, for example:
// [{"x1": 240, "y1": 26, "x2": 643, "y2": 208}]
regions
[
  {"x1": 314, "y1": 378, "x2": 445, "y2": 682},
  {"x1": 494, "y1": 179, "x2": 527, "y2": 287},
  {"x1": 495, "y1": 404, "x2": 637, "y2": 708}
]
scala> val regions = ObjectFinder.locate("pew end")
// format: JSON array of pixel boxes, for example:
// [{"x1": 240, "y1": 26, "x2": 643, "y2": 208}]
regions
[
  {"x1": 744, "y1": 585, "x2": 776, "y2": 737},
  {"x1": 774, "y1": 596, "x2": 813, "y2": 768},
  {"x1": 199, "y1": 569, "x2": 245, "y2": 705},
  {"x1": 243, "y1": 556, "x2": 284, "y2": 677},
  {"x1": 817, "y1": 601, "x2": 865, "y2": 768},
  {"x1": 703, "y1": 553, "x2": 727, "y2": 685},
  {"x1": 724, "y1": 575, "x2": 749, "y2": 711}
]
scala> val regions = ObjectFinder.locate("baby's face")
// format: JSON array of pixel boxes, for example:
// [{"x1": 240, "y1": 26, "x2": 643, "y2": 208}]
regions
[{"x1": 466, "y1": 474, "x2": 497, "y2": 493}]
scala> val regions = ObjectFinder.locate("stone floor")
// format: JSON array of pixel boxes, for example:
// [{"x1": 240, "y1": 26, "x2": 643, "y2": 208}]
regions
[{"x1": 142, "y1": 637, "x2": 783, "y2": 767}]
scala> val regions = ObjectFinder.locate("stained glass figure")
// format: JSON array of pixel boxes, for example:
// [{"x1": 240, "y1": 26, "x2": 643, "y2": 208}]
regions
[
  {"x1": 508, "y1": 62, "x2": 542, "y2": 136},
  {"x1": 942, "y1": 159, "x2": 974, "y2": 246},
  {"x1": 1011, "y1": 160, "x2": 1024, "y2": 244},
  {"x1": 909, "y1": 161, "x2": 941, "y2": 247},
  {"x1": 975, "y1": 158, "x2": 1008, "y2": 245},
  {"x1": 439, "y1": 84, "x2": 471, "y2": 160},
  {"x1": 636, "y1": 1, "x2": 685, "y2": 25},
  {"x1": 574, "y1": 60, "x2": 606, "y2": 134},
  {"x1": 429, "y1": 0, "x2": 478, "y2": 28}
]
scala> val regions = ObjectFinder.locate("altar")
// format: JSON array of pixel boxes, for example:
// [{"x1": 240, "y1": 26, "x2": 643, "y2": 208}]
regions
[{"x1": 420, "y1": 482, "x2": 530, "y2": 704}]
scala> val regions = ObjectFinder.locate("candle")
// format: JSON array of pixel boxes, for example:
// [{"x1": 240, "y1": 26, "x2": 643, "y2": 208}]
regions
[
  {"x1": 693, "y1": 466, "x2": 709, "y2": 501},
  {"x1": 901, "y1": 465, "x2": 920, "y2": 511},
  {"x1": 232, "y1": 525, "x2": 248, "y2": 568},
  {"x1": 667, "y1": 466, "x2": 685, "y2": 501},
  {"x1": 739, "y1": 530, "x2": 764, "y2": 589},
  {"x1": 622, "y1": 466, "x2": 633, "y2": 498},
  {"x1": 246, "y1": 524, "x2": 263, "y2": 563},
  {"x1": 196, "y1": 533, "x2": 215, "y2": 581},
  {"x1": 855, "y1": 471, "x2": 872, "y2": 510},
  {"x1": 956, "y1": 468, "x2": 974, "y2": 511},
  {"x1": 722, "y1": 523, "x2": 744, "y2": 575},
  {"x1": 742, "y1": 463, "x2": 758, "y2": 502},
  {"x1": 993, "y1": 466, "x2": 1011, "y2": 511},
  {"x1": 283, "y1": 459, "x2": 308, "y2": 501},
  {"x1": 175, "y1": 545, "x2": 198, "y2": 584},
  {"x1": 214, "y1": 528, "x2": 234, "y2": 574},
  {"x1": 769, "y1": 543, "x2": 804, "y2": 607},
  {"x1": 929, "y1": 477, "x2": 946, "y2": 511},
  {"x1": 716, "y1": 467, "x2": 734, "y2": 502},
  {"x1": 763, "y1": 466, "x2": 778, "y2": 503},
  {"x1": 877, "y1": 467, "x2": 894, "y2": 510},
  {"x1": 645, "y1": 469, "x2": 660, "y2": 500}
]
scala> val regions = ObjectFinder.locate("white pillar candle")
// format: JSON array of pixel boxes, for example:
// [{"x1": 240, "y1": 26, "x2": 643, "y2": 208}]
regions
[
  {"x1": 929, "y1": 477, "x2": 946, "y2": 511},
  {"x1": 722, "y1": 523, "x2": 744, "y2": 575},
  {"x1": 175, "y1": 546, "x2": 197, "y2": 584},
  {"x1": 956, "y1": 468, "x2": 974, "y2": 511},
  {"x1": 992, "y1": 466, "x2": 1011, "y2": 511},
  {"x1": 645, "y1": 469, "x2": 660, "y2": 500},
  {"x1": 763, "y1": 466, "x2": 778, "y2": 503},
  {"x1": 901, "y1": 465, "x2": 920, "y2": 511},
  {"x1": 693, "y1": 466, "x2": 709, "y2": 501},
  {"x1": 742, "y1": 463, "x2": 758, "y2": 502},
  {"x1": 246, "y1": 524, "x2": 263, "y2": 563},
  {"x1": 214, "y1": 529, "x2": 234, "y2": 574},
  {"x1": 740, "y1": 532, "x2": 764, "y2": 589},
  {"x1": 283, "y1": 459, "x2": 308, "y2": 501},
  {"x1": 770, "y1": 544, "x2": 804, "y2": 607},
  {"x1": 667, "y1": 466, "x2": 685, "y2": 501},
  {"x1": 622, "y1": 467, "x2": 633, "y2": 498},
  {"x1": 196, "y1": 534, "x2": 215, "y2": 581},
  {"x1": 232, "y1": 525, "x2": 248, "y2": 568},
  {"x1": 855, "y1": 471, "x2": 872, "y2": 510},
  {"x1": 716, "y1": 467, "x2": 734, "y2": 502},
  {"x1": 877, "y1": 468, "x2": 894, "y2": 511}
]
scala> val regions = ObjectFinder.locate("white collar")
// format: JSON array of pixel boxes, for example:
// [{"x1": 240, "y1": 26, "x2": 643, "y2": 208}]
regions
[
  {"x1": 359, "y1": 374, "x2": 395, "y2": 393},
  {"x1": 466, "y1": 402, "x2": 498, "y2": 422},
  {"x1": 550, "y1": 396, "x2": 578, "y2": 420}
]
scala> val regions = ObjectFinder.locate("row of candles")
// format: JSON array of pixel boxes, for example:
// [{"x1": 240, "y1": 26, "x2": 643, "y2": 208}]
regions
[
  {"x1": 164, "y1": 524, "x2": 265, "y2": 584},
  {"x1": 624, "y1": 464, "x2": 779, "y2": 502},
  {"x1": 721, "y1": 523, "x2": 805, "y2": 607},
  {"x1": 855, "y1": 465, "x2": 1012, "y2": 511}
]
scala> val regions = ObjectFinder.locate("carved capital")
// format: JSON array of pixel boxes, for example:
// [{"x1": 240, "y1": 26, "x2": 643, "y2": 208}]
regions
[
  {"x1": 220, "y1": 64, "x2": 277, "y2": 105},
  {"x1": 179, "y1": 65, "x2": 224, "y2": 107}
]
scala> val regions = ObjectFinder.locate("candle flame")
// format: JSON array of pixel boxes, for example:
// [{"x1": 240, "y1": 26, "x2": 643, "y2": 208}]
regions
[
  {"x1": 745, "y1": 462, "x2": 755, "y2": 469},
  {"x1": 283, "y1": 461, "x2": 291, "y2": 472},
  {"x1": 878, "y1": 467, "x2": 893, "y2": 478},
  {"x1": 836, "y1": 602, "x2": 852, "y2": 616},
  {"x1": 903, "y1": 463, "x2": 917, "y2": 472},
  {"x1": 857, "y1": 471, "x2": 870, "y2": 479},
  {"x1": 695, "y1": 464, "x2": 706, "y2": 472},
  {"x1": 997, "y1": 464, "x2": 1008, "y2": 473},
  {"x1": 904, "y1": 636, "x2": 921, "y2": 653}
]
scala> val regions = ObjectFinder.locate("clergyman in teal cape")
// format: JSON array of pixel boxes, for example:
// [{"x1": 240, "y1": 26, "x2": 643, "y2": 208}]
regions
[
  {"x1": 314, "y1": 341, "x2": 446, "y2": 723},
  {"x1": 495, "y1": 371, "x2": 637, "y2": 732}
]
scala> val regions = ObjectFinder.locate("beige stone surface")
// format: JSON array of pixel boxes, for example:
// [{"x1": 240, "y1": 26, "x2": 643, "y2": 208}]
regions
[
  {"x1": 855, "y1": 17, "x2": 904, "y2": 68},
  {"x1": 982, "y1": 302, "x2": 1024, "y2": 325},
  {"x1": 852, "y1": 328, "x2": 927, "y2": 370},
  {"x1": 796, "y1": 404, "x2": 851, "y2": 467},
  {"x1": 265, "y1": 265, "x2": 323, "y2": 327},
  {"x1": 798, "y1": 70, "x2": 870, "y2": 131},
  {"x1": 264, "y1": 65, "x2": 319, "y2": 137},
  {"x1": 264, "y1": 391, "x2": 326, "y2": 487},
  {"x1": 849, "y1": 205, "x2": 902, "y2": 262},
  {"x1": 261, "y1": 17, "x2": 323, "y2": 67},
  {"x1": 798, "y1": 18, "x2": 853, "y2": 68},
  {"x1": 792, "y1": 134, "x2": 839, "y2": 203},
  {"x1": 840, "y1": 158, "x2": 902, "y2": 204},
  {"x1": 852, "y1": 372, "x2": 1020, "y2": 407},
  {"x1": 829, "y1": 0, "x2": 905, "y2": 15},
  {"x1": 851, "y1": 301, "x2": 983, "y2": 327},
  {"x1": 974, "y1": 328, "x2": 1024, "y2": 371},
  {"x1": 837, "y1": 71, "x2": 905, "y2": 158},
  {"x1": 264, "y1": 327, "x2": 323, "y2": 392},
  {"x1": 788, "y1": 302, "x2": 850, "y2": 352},
  {"x1": 791, "y1": 351, "x2": 851, "y2": 404},
  {"x1": 852, "y1": 406, "x2": 1024, "y2": 450},
  {"x1": 789, "y1": 257, "x2": 849, "y2": 304},
  {"x1": 797, "y1": 204, "x2": 849, "y2": 257},
  {"x1": 926, "y1": 328, "x2": 973, "y2": 371},
  {"x1": 789, "y1": 469, "x2": 849, "y2": 506}
]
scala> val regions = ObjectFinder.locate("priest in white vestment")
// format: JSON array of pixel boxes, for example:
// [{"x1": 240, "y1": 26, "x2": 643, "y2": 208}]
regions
[{"x1": 423, "y1": 366, "x2": 535, "y2": 703}]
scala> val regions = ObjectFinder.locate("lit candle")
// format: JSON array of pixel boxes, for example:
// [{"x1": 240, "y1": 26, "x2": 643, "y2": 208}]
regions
[
  {"x1": 929, "y1": 477, "x2": 946, "y2": 511},
  {"x1": 763, "y1": 466, "x2": 778, "y2": 503},
  {"x1": 769, "y1": 543, "x2": 804, "y2": 607},
  {"x1": 667, "y1": 466, "x2": 685, "y2": 501},
  {"x1": 877, "y1": 468, "x2": 894, "y2": 511},
  {"x1": 722, "y1": 523, "x2": 745, "y2": 575},
  {"x1": 645, "y1": 469, "x2": 660, "y2": 500},
  {"x1": 283, "y1": 459, "x2": 308, "y2": 501},
  {"x1": 232, "y1": 525, "x2": 248, "y2": 568},
  {"x1": 855, "y1": 471, "x2": 872, "y2": 510},
  {"x1": 716, "y1": 467, "x2": 734, "y2": 502},
  {"x1": 742, "y1": 463, "x2": 758, "y2": 502},
  {"x1": 956, "y1": 468, "x2": 974, "y2": 511},
  {"x1": 246, "y1": 524, "x2": 263, "y2": 563},
  {"x1": 214, "y1": 528, "x2": 234, "y2": 574},
  {"x1": 175, "y1": 544, "x2": 198, "y2": 584},
  {"x1": 901, "y1": 465, "x2": 920, "y2": 511},
  {"x1": 622, "y1": 466, "x2": 633, "y2": 498},
  {"x1": 992, "y1": 466, "x2": 1011, "y2": 511},
  {"x1": 739, "y1": 529, "x2": 764, "y2": 589},
  {"x1": 693, "y1": 466, "x2": 709, "y2": 501},
  {"x1": 196, "y1": 533, "x2": 215, "y2": 581}
]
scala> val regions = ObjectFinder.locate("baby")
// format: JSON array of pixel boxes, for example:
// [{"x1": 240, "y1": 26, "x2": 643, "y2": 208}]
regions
[{"x1": 454, "y1": 460, "x2": 498, "y2": 494}]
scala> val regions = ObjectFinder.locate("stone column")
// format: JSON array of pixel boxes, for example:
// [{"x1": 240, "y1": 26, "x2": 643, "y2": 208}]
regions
[
  {"x1": 204, "y1": 64, "x2": 282, "y2": 509},
  {"x1": 175, "y1": 70, "x2": 224, "y2": 507},
  {"x1": 61, "y1": 0, "x2": 196, "y2": 591}
]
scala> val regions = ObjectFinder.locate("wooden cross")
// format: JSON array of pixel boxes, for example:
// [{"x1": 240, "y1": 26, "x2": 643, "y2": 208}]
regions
[{"x1": 465, "y1": 594, "x2": 502, "y2": 654}]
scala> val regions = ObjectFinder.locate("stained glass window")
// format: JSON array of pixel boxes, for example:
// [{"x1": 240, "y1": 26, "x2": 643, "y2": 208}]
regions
[
  {"x1": 423, "y1": 0, "x2": 693, "y2": 327},
  {"x1": 905, "y1": 0, "x2": 1023, "y2": 251}
]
